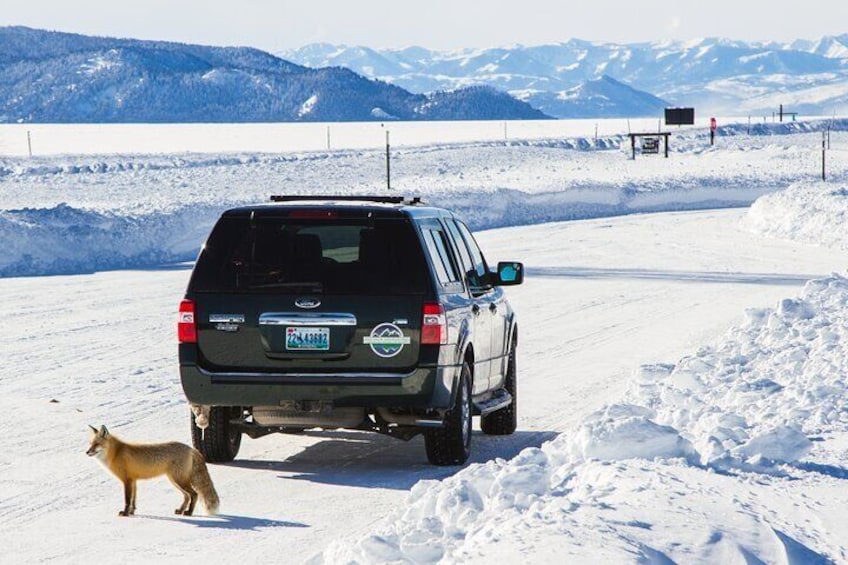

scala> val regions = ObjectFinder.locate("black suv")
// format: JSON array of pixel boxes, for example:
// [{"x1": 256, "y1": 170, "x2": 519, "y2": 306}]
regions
[{"x1": 178, "y1": 196, "x2": 523, "y2": 466}]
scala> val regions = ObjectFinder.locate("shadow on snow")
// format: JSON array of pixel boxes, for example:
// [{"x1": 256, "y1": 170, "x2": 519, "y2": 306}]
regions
[
  {"x1": 138, "y1": 513, "x2": 308, "y2": 530},
  {"x1": 529, "y1": 266, "x2": 822, "y2": 286},
  {"x1": 223, "y1": 429, "x2": 558, "y2": 491}
]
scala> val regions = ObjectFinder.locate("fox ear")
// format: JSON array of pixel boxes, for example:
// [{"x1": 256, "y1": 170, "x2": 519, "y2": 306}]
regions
[
  {"x1": 99, "y1": 425, "x2": 109, "y2": 438},
  {"x1": 88, "y1": 424, "x2": 98, "y2": 434}
]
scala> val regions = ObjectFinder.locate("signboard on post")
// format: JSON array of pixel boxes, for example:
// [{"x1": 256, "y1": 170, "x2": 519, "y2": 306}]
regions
[
  {"x1": 628, "y1": 132, "x2": 671, "y2": 159},
  {"x1": 710, "y1": 117, "x2": 717, "y2": 146},
  {"x1": 641, "y1": 137, "x2": 660, "y2": 154},
  {"x1": 665, "y1": 108, "x2": 695, "y2": 126}
]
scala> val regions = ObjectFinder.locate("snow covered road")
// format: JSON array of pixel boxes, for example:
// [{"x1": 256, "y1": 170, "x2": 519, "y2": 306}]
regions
[{"x1": 2, "y1": 207, "x2": 846, "y2": 563}]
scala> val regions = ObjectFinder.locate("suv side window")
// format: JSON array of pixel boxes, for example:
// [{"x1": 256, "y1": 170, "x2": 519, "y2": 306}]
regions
[
  {"x1": 452, "y1": 220, "x2": 492, "y2": 294},
  {"x1": 421, "y1": 223, "x2": 463, "y2": 292},
  {"x1": 444, "y1": 219, "x2": 473, "y2": 276}
]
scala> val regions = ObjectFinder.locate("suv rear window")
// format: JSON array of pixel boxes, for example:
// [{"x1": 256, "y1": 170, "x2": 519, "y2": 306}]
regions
[{"x1": 190, "y1": 216, "x2": 428, "y2": 295}]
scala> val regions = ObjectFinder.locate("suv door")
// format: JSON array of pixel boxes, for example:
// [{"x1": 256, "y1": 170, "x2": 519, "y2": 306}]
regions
[
  {"x1": 419, "y1": 218, "x2": 491, "y2": 395},
  {"x1": 453, "y1": 221, "x2": 510, "y2": 388},
  {"x1": 445, "y1": 219, "x2": 499, "y2": 392}
]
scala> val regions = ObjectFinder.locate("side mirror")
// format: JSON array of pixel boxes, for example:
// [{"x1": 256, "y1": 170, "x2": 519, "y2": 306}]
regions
[{"x1": 495, "y1": 262, "x2": 524, "y2": 286}]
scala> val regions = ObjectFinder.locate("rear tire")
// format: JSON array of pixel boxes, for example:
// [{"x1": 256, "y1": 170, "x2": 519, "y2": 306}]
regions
[
  {"x1": 481, "y1": 344, "x2": 517, "y2": 435},
  {"x1": 425, "y1": 362, "x2": 472, "y2": 466},
  {"x1": 191, "y1": 406, "x2": 242, "y2": 463}
]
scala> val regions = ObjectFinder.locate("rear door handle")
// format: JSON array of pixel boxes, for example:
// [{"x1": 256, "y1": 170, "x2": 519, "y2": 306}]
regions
[
  {"x1": 489, "y1": 303, "x2": 498, "y2": 313},
  {"x1": 472, "y1": 304, "x2": 481, "y2": 316}
]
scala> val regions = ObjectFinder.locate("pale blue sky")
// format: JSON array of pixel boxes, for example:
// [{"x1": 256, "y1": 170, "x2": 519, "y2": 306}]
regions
[{"x1": 1, "y1": 0, "x2": 844, "y2": 51}]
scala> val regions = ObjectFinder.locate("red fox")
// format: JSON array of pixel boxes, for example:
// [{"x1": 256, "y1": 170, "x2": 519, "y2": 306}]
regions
[{"x1": 86, "y1": 425, "x2": 219, "y2": 517}]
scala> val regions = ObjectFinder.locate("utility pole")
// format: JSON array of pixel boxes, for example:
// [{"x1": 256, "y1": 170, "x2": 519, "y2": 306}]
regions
[
  {"x1": 822, "y1": 130, "x2": 827, "y2": 182},
  {"x1": 27, "y1": 130, "x2": 32, "y2": 157},
  {"x1": 326, "y1": 126, "x2": 331, "y2": 150},
  {"x1": 385, "y1": 130, "x2": 391, "y2": 190}
]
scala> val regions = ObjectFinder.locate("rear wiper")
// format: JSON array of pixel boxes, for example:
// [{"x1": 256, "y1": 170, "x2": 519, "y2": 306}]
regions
[{"x1": 247, "y1": 282, "x2": 324, "y2": 292}]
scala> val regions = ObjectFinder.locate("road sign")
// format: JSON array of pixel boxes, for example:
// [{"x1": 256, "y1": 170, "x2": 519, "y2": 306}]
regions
[{"x1": 710, "y1": 117, "x2": 717, "y2": 131}]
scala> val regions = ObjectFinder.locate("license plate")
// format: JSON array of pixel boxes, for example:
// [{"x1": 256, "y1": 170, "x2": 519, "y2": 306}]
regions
[{"x1": 285, "y1": 327, "x2": 330, "y2": 351}]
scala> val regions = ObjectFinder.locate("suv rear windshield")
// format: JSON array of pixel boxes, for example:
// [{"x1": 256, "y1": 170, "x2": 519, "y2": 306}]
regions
[{"x1": 189, "y1": 215, "x2": 428, "y2": 295}]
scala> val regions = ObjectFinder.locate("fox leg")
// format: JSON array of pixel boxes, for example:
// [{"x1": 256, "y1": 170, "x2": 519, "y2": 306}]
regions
[
  {"x1": 129, "y1": 480, "x2": 137, "y2": 515},
  {"x1": 178, "y1": 479, "x2": 198, "y2": 516},
  {"x1": 185, "y1": 485, "x2": 198, "y2": 516},
  {"x1": 168, "y1": 475, "x2": 195, "y2": 515},
  {"x1": 119, "y1": 480, "x2": 135, "y2": 517}
]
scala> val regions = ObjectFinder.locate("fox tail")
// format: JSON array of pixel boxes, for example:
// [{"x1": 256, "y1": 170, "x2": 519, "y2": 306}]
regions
[{"x1": 191, "y1": 451, "x2": 220, "y2": 515}]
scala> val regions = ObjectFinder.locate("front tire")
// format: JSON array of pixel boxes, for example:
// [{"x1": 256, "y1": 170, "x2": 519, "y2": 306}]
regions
[
  {"x1": 425, "y1": 362, "x2": 472, "y2": 466},
  {"x1": 191, "y1": 406, "x2": 242, "y2": 463},
  {"x1": 481, "y1": 343, "x2": 517, "y2": 435}
]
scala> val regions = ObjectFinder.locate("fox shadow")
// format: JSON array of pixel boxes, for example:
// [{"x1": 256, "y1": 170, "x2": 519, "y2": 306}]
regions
[
  {"x1": 139, "y1": 513, "x2": 308, "y2": 530},
  {"x1": 224, "y1": 429, "x2": 558, "y2": 490}
]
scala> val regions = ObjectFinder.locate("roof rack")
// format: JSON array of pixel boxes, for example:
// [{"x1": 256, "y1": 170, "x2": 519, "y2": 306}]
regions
[{"x1": 269, "y1": 195, "x2": 424, "y2": 205}]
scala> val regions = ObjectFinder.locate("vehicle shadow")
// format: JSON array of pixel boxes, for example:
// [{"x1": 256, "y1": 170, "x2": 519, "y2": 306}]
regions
[
  {"x1": 223, "y1": 429, "x2": 559, "y2": 491},
  {"x1": 791, "y1": 461, "x2": 848, "y2": 480},
  {"x1": 529, "y1": 266, "x2": 822, "y2": 286}
]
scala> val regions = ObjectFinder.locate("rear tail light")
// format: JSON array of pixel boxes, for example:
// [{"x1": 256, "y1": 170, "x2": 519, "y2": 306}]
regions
[
  {"x1": 422, "y1": 302, "x2": 447, "y2": 345},
  {"x1": 178, "y1": 299, "x2": 197, "y2": 344}
]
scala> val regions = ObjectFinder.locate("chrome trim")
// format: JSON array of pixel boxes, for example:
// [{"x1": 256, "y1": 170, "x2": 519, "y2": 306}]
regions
[
  {"x1": 209, "y1": 314, "x2": 245, "y2": 323},
  {"x1": 259, "y1": 312, "x2": 357, "y2": 326}
]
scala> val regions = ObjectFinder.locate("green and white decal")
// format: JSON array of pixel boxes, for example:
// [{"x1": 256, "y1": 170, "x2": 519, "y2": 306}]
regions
[{"x1": 363, "y1": 323, "x2": 411, "y2": 358}]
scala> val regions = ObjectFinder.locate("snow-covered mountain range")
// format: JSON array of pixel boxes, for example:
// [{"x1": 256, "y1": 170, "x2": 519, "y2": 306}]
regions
[
  {"x1": 0, "y1": 27, "x2": 549, "y2": 123},
  {"x1": 281, "y1": 36, "x2": 848, "y2": 117}
]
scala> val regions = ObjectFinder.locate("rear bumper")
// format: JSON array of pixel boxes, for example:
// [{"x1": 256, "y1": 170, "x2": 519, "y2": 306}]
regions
[{"x1": 180, "y1": 363, "x2": 459, "y2": 409}]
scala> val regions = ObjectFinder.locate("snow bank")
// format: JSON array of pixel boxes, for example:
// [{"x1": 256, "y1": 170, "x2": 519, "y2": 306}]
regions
[
  {"x1": 323, "y1": 275, "x2": 848, "y2": 563},
  {"x1": 627, "y1": 275, "x2": 848, "y2": 468},
  {"x1": 429, "y1": 184, "x2": 761, "y2": 232},
  {"x1": 744, "y1": 181, "x2": 848, "y2": 251},
  {"x1": 323, "y1": 272, "x2": 848, "y2": 563},
  {"x1": 0, "y1": 181, "x2": 761, "y2": 277},
  {"x1": 718, "y1": 117, "x2": 847, "y2": 139},
  {"x1": 0, "y1": 203, "x2": 223, "y2": 276},
  {"x1": 565, "y1": 404, "x2": 698, "y2": 463}
]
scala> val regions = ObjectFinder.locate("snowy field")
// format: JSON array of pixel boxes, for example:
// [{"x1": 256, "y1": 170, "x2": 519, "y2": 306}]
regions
[
  {"x1": 1, "y1": 118, "x2": 848, "y2": 563},
  {"x1": 1, "y1": 117, "x2": 845, "y2": 278},
  {"x1": 0, "y1": 116, "x2": 775, "y2": 157}
]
